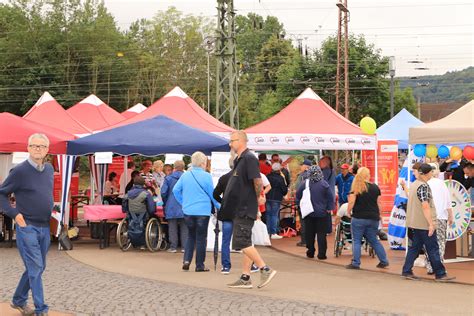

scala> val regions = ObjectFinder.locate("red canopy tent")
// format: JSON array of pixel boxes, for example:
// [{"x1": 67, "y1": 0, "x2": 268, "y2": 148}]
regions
[
  {"x1": 23, "y1": 92, "x2": 92, "y2": 136},
  {"x1": 245, "y1": 88, "x2": 376, "y2": 150},
  {"x1": 0, "y1": 112, "x2": 75, "y2": 154},
  {"x1": 67, "y1": 94, "x2": 124, "y2": 131},
  {"x1": 121, "y1": 103, "x2": 147, "y2": 119},
  {"x1": 111, "y1": 87, "x2": 234, "y2": 134}
]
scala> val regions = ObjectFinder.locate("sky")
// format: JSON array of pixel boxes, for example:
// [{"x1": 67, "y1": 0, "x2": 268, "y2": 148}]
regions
[{"x1": 101, "y1": 0, "x2": 473, "y2": 77}]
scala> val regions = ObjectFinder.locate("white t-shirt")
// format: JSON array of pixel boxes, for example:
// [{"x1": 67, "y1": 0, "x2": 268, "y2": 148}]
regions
[
  {"x1": 337, "y1": 203, "x2": 349, "y2": 218},
  {"x1": 261, "y1": 173, "x2": 270, "y2": 187},
  {"x1": 427, "y1": 178, "x2": 451, "y2": 220}
]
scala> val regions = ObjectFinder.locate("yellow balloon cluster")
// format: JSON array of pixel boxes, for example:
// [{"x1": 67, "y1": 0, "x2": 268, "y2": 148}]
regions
[{"x1": 360, "y1": 117, "x2": 377, "y2": 135}]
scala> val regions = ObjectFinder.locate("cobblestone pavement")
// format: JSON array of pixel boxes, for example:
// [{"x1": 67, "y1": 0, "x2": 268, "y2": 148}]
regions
[{"x1": 0, "y1": 247, "x2": 401, "y2": 316}]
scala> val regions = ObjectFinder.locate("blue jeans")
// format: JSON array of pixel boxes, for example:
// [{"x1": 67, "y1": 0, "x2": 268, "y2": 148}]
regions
[
  {"x1": 403, "y1": 228, "x2": 447, "y2": 278},
  {"x1": 351, "y1": 218, "x2": 388, "y2": 267},
  {"x1": 221, "y1": 221, "x2": 233, "y2": 269},
  {"x1": 266, "y1": 200, "x2": 281, "y2": 235},
  {"x1": 13, "y1": 225, "x2": 50, "y2": 314},
  {"x1": 183, "y1": 215, "x2": 210, "y2": 270}
]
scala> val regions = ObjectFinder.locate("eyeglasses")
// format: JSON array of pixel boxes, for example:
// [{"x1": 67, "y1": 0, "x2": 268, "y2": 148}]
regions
[{"x1": 28, "y1": 144, "x2": 48, "y2": 150}]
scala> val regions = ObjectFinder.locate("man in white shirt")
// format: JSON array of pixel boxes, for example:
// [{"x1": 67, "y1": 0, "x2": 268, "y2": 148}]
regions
[{"x1": 425, "y1": 163, "x2": 454, "y2": 275}]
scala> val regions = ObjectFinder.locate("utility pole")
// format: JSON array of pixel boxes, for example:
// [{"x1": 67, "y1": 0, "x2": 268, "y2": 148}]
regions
[
  {"x1": 335, "y1": 0, "x2": 350, "y2": 119},
  {"x1": 389, "y1": 56, "x2": 396, "y2": 118},
  {"x1": 203, "y1": 36, "x2": 216, "y2": 113},
  {"x1": 215, "y1": 0, "x2": 239, "y2": 128}
]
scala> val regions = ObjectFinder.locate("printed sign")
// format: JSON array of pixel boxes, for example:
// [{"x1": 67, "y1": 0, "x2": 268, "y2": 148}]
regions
[
  {"x1": 445, "y1": 180, "x2": 472, "y2": 241},
  {"x1": 94, "y1": 152, "x2": 113, "y2": 164},
  {"x1": 210, "y1": 152, "x2": 232, "y2": 187}
]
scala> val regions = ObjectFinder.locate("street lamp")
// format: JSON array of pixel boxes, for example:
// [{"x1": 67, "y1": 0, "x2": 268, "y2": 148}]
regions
[
  {"x1": 389, "y1": 56, "x2": 396, "y2": 118},
  {"x1": 203, "y1": 36, "x2": 216, "y2": 113}
]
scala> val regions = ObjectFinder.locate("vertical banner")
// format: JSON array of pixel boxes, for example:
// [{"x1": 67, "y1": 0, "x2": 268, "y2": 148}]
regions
[{"x1": 361, "y1": 140, "x2": 399, "y2": 226}]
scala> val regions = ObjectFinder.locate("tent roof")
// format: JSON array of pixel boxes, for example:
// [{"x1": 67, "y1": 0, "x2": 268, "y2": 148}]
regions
[
  {"x1": 23, "y1": 92, "x2": 92, "y2": 135},
  {"x1": 67, "y1": 115, "x2": 230, "y2": 156},
  {"x1": 0, "y1": 112, "x2": 75, "y2": 154},
  {"x1": 67, "y1": 94, "x2": 124, "y2": 131},
  {"x1": 246, "y1": 88, "x2": 364, "y2": 135},
  {"x1": 112, "y1": 87, "x2": 233, "y2": 133},
  {"x1": 121, "y1": 103, "x2": 147, "y2": 119},
  {"x1": 377, "y1": 108, "x2": 423, "y2": 149},
  {"x1": 409, "y1": 100, "x2": 474, "y2": 144}
]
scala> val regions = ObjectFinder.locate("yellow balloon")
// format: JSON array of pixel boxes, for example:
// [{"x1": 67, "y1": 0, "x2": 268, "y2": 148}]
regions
[
  {"x1": 426, "y1": 145, "x2": 438, "y2": 158},
  {"x1": 450, "y1": 146, "x2": 463, "y2": 160},
  {"x1": 360, "y1": 117, "x2": 377, "y2": 135}
]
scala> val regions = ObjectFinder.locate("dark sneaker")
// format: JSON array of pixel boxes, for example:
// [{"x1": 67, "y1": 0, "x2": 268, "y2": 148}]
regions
[
  {"x1": 258, "y1": 268, "x2": 277, "y2": 289},
  {"x1": 221, "y1": 267, "x2": 231, "y2": 274},
  {"x1": 435, "y1": 275, "x2": 456, "y2": 283},
  {"x1": 250, "y1": 264, "x2": 260, "y2": 273},
  {"x1": 296, "y1": 241, "x2": 306, "y2": 247},
  {"x1": 182, "y1": 261, "x2": 190, "y2": 271},
  {"x1": 10, "y1": 303, "x2": 35, "y2": 316},
  {"x1": 402, "y1": 273, "x2": 420, "y2": 280},
  {"x1": 306, "y1": 250, "x2": 315, "y2": 259},
  {"x1": 345, "y1": 264, "x2": 360, "y2": 270},
  {"x1": 317, "y1": 255, "x2": 327, "y2": 260},
  {"x1": 227, "y1": 278, "x2": 253, "y2": 289},
  {"x1": 195, "y1": 267, "x2": 210, "y2": 272},
  {"x1": 376, "y1": 262, "x2": 389, "y2": 269}
]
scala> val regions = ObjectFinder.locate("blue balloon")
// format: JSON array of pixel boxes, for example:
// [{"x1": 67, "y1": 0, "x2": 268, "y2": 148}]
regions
[
  {"x1": 438, "y1": 145, "x2": 450, "y2": 159},
  {"x1": 414, "y1": 144, "x2": 426, "y2": 157}
]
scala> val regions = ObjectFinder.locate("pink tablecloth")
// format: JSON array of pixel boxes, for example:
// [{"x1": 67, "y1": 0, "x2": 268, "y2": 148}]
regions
[{"x1": 83, "y1": 205, "x2": 164, "y2": 221}]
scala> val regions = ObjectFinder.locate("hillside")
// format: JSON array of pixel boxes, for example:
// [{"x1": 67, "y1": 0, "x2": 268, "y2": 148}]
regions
[{"x1": 399, "y1": 67, "x2": 473, "y2": 103}]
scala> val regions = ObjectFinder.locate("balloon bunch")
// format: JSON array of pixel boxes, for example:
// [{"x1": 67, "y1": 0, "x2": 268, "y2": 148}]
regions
[{"x1": 413, "y1": 144, "x2": 474, "y2": 160}]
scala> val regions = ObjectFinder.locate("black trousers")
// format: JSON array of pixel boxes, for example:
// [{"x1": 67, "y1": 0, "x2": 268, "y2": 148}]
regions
[{"x1": 304, "y1": 216, "x2": 327, "y2": 258}]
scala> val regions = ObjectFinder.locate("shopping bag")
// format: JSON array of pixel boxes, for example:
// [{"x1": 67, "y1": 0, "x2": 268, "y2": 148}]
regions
[
  {"x1": 252, "y1": 220, "x2": 271, "y2": 246},
  {"x1": 299, "y1": 179, "x2": 314, "y2": 218}
]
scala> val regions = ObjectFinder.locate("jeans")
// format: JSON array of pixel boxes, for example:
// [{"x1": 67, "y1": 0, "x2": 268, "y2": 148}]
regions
[
  {"x1": 304, "y1": 216, "x2": 327, "y2": 258},
  {"x1": 13, "y1": 224, "x2": 50, "y2": 314},
  {"x1": 351, "y1": 218, "x2": 388, "y2": 267},
  {"x1": 265, "y1": 200, "x2": 281, "y2": 235},
  {"x1": 168, "y1": 218, "x2": 188, "y2": 250},
  {"x1": 402, "y1": 228, "x2": 447, "y2": 278},
  {"x1": 183, "y1": 215, "x2": 210, "y2": 270},
  {"x1": 221, "y1": 221, "x2": 233, "y2": 269}
]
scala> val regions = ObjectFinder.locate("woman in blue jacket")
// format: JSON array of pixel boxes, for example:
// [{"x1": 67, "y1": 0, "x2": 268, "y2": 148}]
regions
[
  {"x1": 173, "y1": 152, "x2": 220, "y2": 272},
  {"x1": 296, "y1": 166, "x2": 334, "y2": 260}
]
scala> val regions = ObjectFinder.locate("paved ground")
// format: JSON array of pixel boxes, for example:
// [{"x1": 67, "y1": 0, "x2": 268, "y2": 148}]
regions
[{"x1": 1, "y1": 246, "x2": 400, "y2": 316}]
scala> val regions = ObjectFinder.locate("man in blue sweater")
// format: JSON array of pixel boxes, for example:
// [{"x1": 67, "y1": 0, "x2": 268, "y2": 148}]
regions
[{"x1": 0, "y1": 133, "x2": 54, "y2": 316}]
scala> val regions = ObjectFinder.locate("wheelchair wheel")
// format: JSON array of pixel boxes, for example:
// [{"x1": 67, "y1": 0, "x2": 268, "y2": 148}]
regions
[
  {"x1": 116, "y1": 218, "x2": 131, "y2": 251},
  {"x1": 334, "y1": 224, "x2": 343, "y2": 257},
  {"x1": 145, "y1": 218, "x2": 163, "y2": 252}
]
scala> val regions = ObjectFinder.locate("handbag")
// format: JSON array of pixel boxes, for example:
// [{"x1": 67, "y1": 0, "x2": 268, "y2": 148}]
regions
[
  {"x1": 189, "y1": 171, "x2": 217, "y2": 214},
  {"x1": 58, "y1": 224, "x2": 73, "y2": 251},
  {"x1": 299, "y1": 179, "x2": 314, "y2": 219}
]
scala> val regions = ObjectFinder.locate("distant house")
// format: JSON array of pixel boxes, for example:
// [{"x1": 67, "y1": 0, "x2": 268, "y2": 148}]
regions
[{"x1": 419, "y1": 102, "x2": 465, "y2": 123}]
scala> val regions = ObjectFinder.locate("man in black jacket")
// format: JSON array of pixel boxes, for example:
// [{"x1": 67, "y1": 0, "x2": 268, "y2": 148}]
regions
[{"x1": 266, "y1": 163, "x2": 288, "y2": 239}]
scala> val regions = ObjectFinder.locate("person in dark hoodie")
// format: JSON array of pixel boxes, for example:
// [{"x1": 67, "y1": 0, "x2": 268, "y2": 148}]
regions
[
  {"x1": 161, "y1": 160, "x2": 187, "y2": 253},
  {"x1": 296, "y1": 165, "x2": 334, "y2": 260},
  {"x1": 265, "y1": 163, "x2": 289, "y2": 239},
  {"x1": 122, "y1": 176, "x2": 156, "y2": 247},
  {"x1": 319, "y1": 155, "x2": 336, "y2": 234}
]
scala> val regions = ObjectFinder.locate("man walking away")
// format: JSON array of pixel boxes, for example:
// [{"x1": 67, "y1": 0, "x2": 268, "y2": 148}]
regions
[
  {"x1": 223, "y1": 131, "x2": 277, "y2": 289},
  {"x1": 401, "y1": 163, "x2": 455, "y2": 282},
  {"x1": 0, "y1": 134, "x2": 54, "y2": 316}
]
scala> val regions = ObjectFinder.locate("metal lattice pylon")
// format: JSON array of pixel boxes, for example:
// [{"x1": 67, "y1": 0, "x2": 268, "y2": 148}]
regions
[
  {"x1": 215, "y1": 0, "x2": 239, "y2": 129},
  {"x1": 335, "y1": 0, "x2": 350, "y2": 119}
]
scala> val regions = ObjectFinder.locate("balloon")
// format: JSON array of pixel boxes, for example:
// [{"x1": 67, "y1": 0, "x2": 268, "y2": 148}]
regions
[
  {"x1": 414, "y1": 144, "x2": 426, "y2": 157},
  {"x1": 360, "y1": 117, "x2": 377, "y2": 135},
  {"x1": 450, "y1": 146, "x2": 463, "y2": 160},
  {"x1": 463, "y1": 145, "x2": 474, "y2": 160},
  {"x1": 426, "y1": 145, "x2": 438, "y2": 158},
  {"x1": 438, "y1": 145, "x2": 450, "y2": 159}
]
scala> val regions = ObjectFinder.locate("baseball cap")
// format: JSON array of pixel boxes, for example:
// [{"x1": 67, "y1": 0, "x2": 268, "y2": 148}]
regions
[
  {"x1": 302, "y1": 159, "x2": 312, "y2": 166},
  {"x1": 418, "y1": 163, "x2": 434, "y2": 175},
  {"x1": 341, "y1": 163, "x2": 350, "y2": 169}
]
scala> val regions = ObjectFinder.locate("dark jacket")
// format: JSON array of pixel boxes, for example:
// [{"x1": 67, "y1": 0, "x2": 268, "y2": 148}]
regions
[
  {"x1": 266, "y1": 171, "x2": 289, "y2": 202},
  {"x1": 213, "y1": 171, "x2": 233, "y2": 221},
  {"x1": 440, "y1": 161, "x2": 466, "y2": 184},
  {"x1": 122, "y1": 185, "x2": 155, "y2": 216},
  {"x1": 296, "y1": 179, "x2": 334, "y2": 218},
  {"x1": 161, "y1": 171, "x2": 184, "y2": 219},
  {"x1": 322, "y1": 167, "x2": 336, "y2": 202}
]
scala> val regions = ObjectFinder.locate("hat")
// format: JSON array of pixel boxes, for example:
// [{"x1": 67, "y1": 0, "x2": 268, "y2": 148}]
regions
[
  {"x1": 272, "y1": 162, "x2": 281, "y2": 171},
  {"x1": 341, "y1": 163, "x2": 350, "y2": 169},
  {"x1": 302, "y1": 159, "x2": 312, "y2": 166},
  {"x1": 418, "y1": 163, "x2": 434, "y2": 175}
]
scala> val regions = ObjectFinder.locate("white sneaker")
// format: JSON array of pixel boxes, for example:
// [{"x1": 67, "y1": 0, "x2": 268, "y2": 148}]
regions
[{"x1": 271, "y1": 234, "x2": 283, "y2": 240}]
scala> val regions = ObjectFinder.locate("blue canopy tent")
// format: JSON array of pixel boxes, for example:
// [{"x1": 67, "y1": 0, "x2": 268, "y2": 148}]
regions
[
  {"x1": 377, "y1": 108, "x2": 423, "y2": 150},
  {"x1": 67, "y1": 115, "x2": 230, "y2": 156}
]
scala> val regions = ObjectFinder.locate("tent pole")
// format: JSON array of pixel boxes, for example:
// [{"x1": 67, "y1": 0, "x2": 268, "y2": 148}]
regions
[
  {"x1": 374, "y1": 140, "x2": 379, "y2": 185},
  {"x1": 123, "y1": 155, "x2": 128, "y2": 191}
]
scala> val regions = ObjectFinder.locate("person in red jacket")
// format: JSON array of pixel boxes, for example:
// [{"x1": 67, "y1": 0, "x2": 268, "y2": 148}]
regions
[{"x1": 258, "y1": 153, "x2": 272, "y2": 175}]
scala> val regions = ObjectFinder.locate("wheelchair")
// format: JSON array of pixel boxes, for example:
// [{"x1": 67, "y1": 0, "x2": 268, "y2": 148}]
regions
[
  {"x1": 334, "y1": 216, "x2": 375, "y2": 258},
  {"x1": 116, "y1": 214, "x2": 168, "y2": 252}
]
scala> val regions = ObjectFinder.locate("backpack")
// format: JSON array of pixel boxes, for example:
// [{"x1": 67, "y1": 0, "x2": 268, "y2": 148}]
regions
[{"x1": 128, "y1": 211, "x2": 147, "y2": 247}]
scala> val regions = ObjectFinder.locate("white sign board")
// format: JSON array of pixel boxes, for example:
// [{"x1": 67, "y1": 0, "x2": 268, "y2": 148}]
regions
[
  {"x1": 94, "y1": 152, "x2": 113, "y2": 164},
  {"x1": 165, "y1": 154, "x2": 184, "y2": 165},
  {"x1": 210, "y1": 152, "x2": 232, "y2": 187}
]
